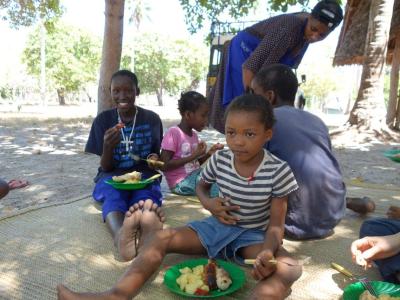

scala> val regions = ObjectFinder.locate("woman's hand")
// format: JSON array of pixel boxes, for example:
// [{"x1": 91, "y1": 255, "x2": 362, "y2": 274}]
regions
[
  {"x1": 251, "y1": 249, "x2": 277, "y2": 280},
  {"x1": 203, "y1": 197, "x2": 240, "y2": 225},
  {"x1": 351, "y1": 233, "x2": 400, "y2": 268}
]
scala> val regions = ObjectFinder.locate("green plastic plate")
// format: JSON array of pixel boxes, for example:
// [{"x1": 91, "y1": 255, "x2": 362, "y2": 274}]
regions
[
  {"x1": 105, "y1": 178, "x2": 154, "y2": 190},
  {"x1": 163, "y1": 258, "x2": 246, "y2": 298},
  {"x1": 343, "y1": 281, "x2": 400, "y2": 300},
  {"x1": 383, "y1": 149, "x2": 400, "y2": 163}
]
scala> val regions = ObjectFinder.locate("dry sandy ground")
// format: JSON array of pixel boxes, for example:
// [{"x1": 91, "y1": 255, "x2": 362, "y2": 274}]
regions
[{"x1": 0, "y1": 103, "x2": 399, "y2": 218}]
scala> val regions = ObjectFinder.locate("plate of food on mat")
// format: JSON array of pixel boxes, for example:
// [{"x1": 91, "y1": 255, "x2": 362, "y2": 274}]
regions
[
  {"x1": 383, "y1": 149, "x2": 400, "y2": 163},
  {"x1": 343, "y1": 281, "x2": 400, "y2": 300},
  {"x1": 105, "y1": 171, "x2": 161, "y2": 190},
  {"x1": 163, "y1": 258, "x2": 245, "y2": 298}
]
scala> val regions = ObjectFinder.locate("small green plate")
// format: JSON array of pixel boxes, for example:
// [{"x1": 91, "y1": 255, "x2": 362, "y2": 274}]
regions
[
  {"x1": 383, "y1": 149, "x2": 400, "y2": 163},
  {"x1": 105, "y1": 179, "x2": 154, "y2": 190},
  {"x1": 163, "y1": 258, "x2": 246, "y2": 298},
  {"x1": 343, "y1": 281, "x2": 400, "y2": 300}
]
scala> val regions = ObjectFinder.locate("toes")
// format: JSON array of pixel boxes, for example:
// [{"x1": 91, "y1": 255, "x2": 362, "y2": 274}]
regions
[
  {"x1": 142, "y1": 199, "x2": 154, "y2": 210},
  {"x1": 138, "y1": 200, "x2": 145, "y2": 208},
  {"x1": 151, "y1": 202, "x2": 159, "y2": 212}
]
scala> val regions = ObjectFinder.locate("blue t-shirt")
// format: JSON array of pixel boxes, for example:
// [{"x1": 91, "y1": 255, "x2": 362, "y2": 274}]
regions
[
  {"x1": 85, "y1": 107, "x2": 163, "y2": 182},
  {"x1": 265, "y1": 106, "x2": 346, "y2": 239}
]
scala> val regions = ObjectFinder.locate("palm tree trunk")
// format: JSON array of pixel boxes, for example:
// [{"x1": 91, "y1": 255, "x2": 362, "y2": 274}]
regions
[
  {"x1": 97, "y1": 0, "x2": 125, "y2": 114},
  {"x1": 386, "y1": 31, "x2": 400, "y2": 128},
  {"x1": 348, "y1": 0, "x2": 394, "y2": 130}
]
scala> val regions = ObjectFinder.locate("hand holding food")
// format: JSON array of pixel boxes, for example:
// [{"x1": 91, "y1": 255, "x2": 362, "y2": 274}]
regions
[
  {"x1": 351, "y1": 234, "x2": 400, "y2": 267},
  {"x1": 176, "y1": 259, "x2": 232, "y2": 296},
  {"x1": 207, "y1": 143, "x2": 225, "y2": 156}
]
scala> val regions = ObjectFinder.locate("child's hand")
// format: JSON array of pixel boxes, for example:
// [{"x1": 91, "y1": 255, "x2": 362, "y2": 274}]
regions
[
  {"x1": 207, "y1": 143, "x2": 224, "y2": 156},
  {"x1": 205, "y1": 197, "x2": 240, "y2": 225},
  {"x1": 251, "y1": 249, "x2": 277, "y2": 280},
  {"x1": 103, "y1": 126, "x2": 121, "y2": 150},
  {"x1": 193, "y1": 141, "x2": 207, "y2": 158}
]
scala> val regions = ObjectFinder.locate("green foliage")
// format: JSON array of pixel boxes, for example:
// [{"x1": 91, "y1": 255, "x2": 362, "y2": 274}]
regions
[
  {"x1": 22, "y1": 21, "x2": 101, "y2": 93},
  {"x1": 0, "y1": 0, "x2": 64, "y2": 29},
  {"x1": 124, "y1": 33, "x2": 207, "y2": 99},
  {"x1": 179, "y1": 0, "x2": 344, "y2": 33}
]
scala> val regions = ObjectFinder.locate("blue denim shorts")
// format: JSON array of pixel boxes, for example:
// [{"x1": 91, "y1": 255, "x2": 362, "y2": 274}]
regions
[
  {"x1": 172, "y1": 169, "x2": 219, "y2": 198},
  {"x1": 188, "y1": 216, "x2": 265, "y2": 264},
  {"x1": 93, "y1": 175, "x2": 163, "y2": 221}
]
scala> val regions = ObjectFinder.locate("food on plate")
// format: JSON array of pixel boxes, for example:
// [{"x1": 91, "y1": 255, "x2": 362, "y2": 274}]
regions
[
  {"x1": 175, "y1": 259, "x2": 232, "y2": 295},
  {"x1": 112, "y1": 171, "x2": 142, "y2": 183},
  {"x1": 359, "y1": 290, "x2": 400, "y2": 300}
]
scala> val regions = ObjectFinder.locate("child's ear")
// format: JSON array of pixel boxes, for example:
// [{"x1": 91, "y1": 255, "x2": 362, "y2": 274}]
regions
[
  {"x1": 136, "y1": 87, "x2": 140, "y2": 96},
  {"x1": 265, "y1": 90, "x2": 276, "y2": 105},
  {"x1": 264, "y1": 128, "x2": 273, "y2": 141}
]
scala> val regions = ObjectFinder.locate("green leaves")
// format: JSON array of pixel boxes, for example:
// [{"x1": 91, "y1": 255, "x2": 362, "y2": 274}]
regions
[
  {"x1": 123, "y1": 33, "x2": 207, "y2": 103},
  {"x1": 22, "y1": 21, "x2": 101, "y2": 94},
  {"x1": 0, "y1": 0, "x2": 64, "y2": 29}
]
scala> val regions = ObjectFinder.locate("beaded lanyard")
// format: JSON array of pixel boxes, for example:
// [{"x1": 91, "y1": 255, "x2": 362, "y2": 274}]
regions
[{"x1": 118, "y1": 109, "x2": 138, "y2": 153}]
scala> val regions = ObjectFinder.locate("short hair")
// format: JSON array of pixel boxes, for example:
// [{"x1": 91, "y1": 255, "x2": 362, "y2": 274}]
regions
[
  {"x1": 253, "y1": 64, "x2": 298, "y2": 104},
  {"x1": 111, "y1": 70, "x2": 139, "y2": 88},
  {"x1": 178, "y1": 91, "x2": 207, "y2": 114},
  {"x1": 311, "y1": 0, "x2": 343, "y2": 30},
  {"x1": 225, "y1": 94, "x2": 275, "y2": 129}
]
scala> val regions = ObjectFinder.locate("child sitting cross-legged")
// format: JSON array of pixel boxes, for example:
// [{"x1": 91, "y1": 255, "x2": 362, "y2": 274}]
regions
[
  {"x1": 160, "y1": 91, "x2": 224, "y2": 197},
  {"x1": 57, "y1": 94, "x2": 302, "y2": 300}
]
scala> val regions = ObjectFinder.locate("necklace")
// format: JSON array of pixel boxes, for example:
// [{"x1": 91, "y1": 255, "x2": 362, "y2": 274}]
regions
[{"x1": 118, "y1": 108, "x2": 138, "y2": 153}]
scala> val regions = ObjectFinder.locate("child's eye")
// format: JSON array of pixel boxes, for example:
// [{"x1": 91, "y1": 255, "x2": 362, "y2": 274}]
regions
[
  {"x1": 226, "y1": 131, "x2": 235, "y2": 136},
  {"x1": 246, "y1": 132, "x2": 255, "y2": 137}
]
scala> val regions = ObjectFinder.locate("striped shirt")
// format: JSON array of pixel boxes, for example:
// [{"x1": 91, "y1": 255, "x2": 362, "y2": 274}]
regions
[{"x1": 200, "y1": 149, "x2": 298, "y2": 230}]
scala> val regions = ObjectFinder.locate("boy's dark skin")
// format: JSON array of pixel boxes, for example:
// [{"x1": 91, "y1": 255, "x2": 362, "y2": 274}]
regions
[{"x1": 101, "y1": 74, "x2": 165, "y2": 260}]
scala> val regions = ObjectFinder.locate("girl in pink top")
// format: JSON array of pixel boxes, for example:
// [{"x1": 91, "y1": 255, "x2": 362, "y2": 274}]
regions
[{"x1": 160, "y1": 91, "x2": 223, "y2": 196}]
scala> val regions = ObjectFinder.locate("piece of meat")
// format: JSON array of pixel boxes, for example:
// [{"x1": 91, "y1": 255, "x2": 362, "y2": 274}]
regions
[{"x1": 203, "y1": 259, "x2": 218, "y2": 290}]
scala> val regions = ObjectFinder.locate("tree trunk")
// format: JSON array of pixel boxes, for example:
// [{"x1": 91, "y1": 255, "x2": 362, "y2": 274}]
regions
[
  {"x1": 387, "y1": 31, "x2": 400, "y2": 128},
  {"x1": 57, "y1": 88, "x2": 66, "y2": 106},
  {"x1": 156, "y1": 88, "x2": 163, "y2": 106},
  {"x1": 348, "y1": 0, "x2": 394, "y2": 130},
  {"x1": 97, "y1": 0, "x2": 125, "y2": 115}
]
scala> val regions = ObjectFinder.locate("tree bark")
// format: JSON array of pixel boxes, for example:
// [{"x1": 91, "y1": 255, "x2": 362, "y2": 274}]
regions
[
  {"x1": 348, "y1": 0, "x2": 394, "y2": 130},
  {"x1": 387, "y1": 31, "x2": 400, "y2": 128},
  {"x1": 97, "y1": 0, "x2": 125, "y2": 114},
  {"x1": 156, "y1": 88, "x2": 163, "y2": 106},
  {"x1": 57, "y1": 88, "x2": 66, "y2": 106}
]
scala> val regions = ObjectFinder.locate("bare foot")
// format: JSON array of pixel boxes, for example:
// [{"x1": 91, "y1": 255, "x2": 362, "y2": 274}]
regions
[
  {"x1": 57, "y1": 284, "x2": 120, "y2": 300},
  {"x1": 137, "y1": 200, "x2": 164, "y2": 247},
  {"x1": 117, "y1": 203, "x2": 142, "y2": 261},
  {"x1": 346, "y1": 196, "x2": 375, "y2": 214},
  {"x1": 387, "y1": 206, "x2": 400, "y2": 219},
  {"x1": 8, "y1": 179, "x2": 29, "y2": 189}
]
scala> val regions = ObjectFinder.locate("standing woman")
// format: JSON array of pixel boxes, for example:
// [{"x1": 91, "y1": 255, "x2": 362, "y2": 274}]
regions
[{"x1": 209, "y1": 0, "x2": 343, "y2": 133}]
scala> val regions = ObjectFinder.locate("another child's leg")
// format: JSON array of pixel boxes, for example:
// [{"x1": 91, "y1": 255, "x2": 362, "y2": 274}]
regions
[
  {"x1": 58, "y1": 210, "x2": 206, "y2": 299},
  {"x1": 241, "y1": 245, "x2": 302, "y2": 300},
  {"x1": 0, "y1": 178, "x2": 9, "y2": 200}
]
